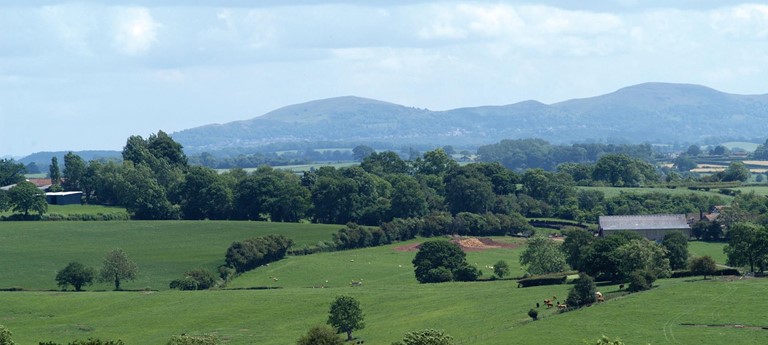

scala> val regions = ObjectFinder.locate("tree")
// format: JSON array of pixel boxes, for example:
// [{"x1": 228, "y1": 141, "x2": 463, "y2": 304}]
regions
[
  {"x1": 0, "y1": 159, "x2": 26, "y2": 187},
  {"x1": 0, "y1": 324, "x2": 15, "y2": 345},
  {"x1": 8, "y1": 181, "x2": 47, "y2": 216},
  {"x1": 613, "y1": 239, "x2": 671, "y2": 280},
  {"x1": 689, "y1": 256, "x2": 717, "y2": 279},
  {"x1": 361, "y1": 151, "x2": 409, "y2": 175},
  {"x1": 527, "y1": 309, "x2": 538, "y2": 321},
  {"x1": 720, "y1": 161, "x2": 751, "y2": 182},
  {"x1": 592, "y1": 336, "x2": 626, "y2": 345},
  {"x1": 392, "y1": 329, "x2": 455, "y2": 345},
  {"x1": 180, "y1": 166, "x2": 233, "y2": 220},
  {"x1": 352, "y1": 145, "x2": 375, "y2": 161},
  {"x1": 561, "y1": 228, "x2": 595, "y2": 271},
  {"x1": 147, "y1": 130, "x2": 188, "y2": 168},
  {"x1": 99, "y1": 248, "x2": 139, "y2": 290},
  {"x1": 661, "y1": 231, "x2": 689, "y2": 270},
  {"x1": 62, "y1": 152, "x2": 87, "y2": 191},
  {"x1": 56, "y1": 262, "x2": 96, "y2": 291},
  {"x1": 724, "y1": 223, "x2": 768, "y2": 273},
  {"x1": 0, "y1": 190, "x2": 8, "y2": 213},
  {"x1": 296, "y1": 325, "x2": 343, "y2": 345},
  {"x1": 412, "y1": 240, "x2": 468, "y2": 283},
  {"x1": 581, "y1": 232, "x2": 642, "y2": 281},
  {"x1": 566, "y1": 273, "x2": 597, "y2": 308},
  {"x1": 327, "y1": 295, "x2": 365, "y2": 341},
  {"x1": 592, "y1": 154, "x2": 657, "y2": 187},
  {"x1": 49, "y1": 156, "x2": 61, "y2": 187},
  {"x1": 414, "y1": 149, "x2": 457, "y2": 176},
  {"x1": 493, "y1": 260, "x2": 510, "y2": 279},
  {"x1": 520, "y1": 236, "x2": 569, "y2": 275},
  {"x1": 686, "y1": 144, "x2": 702, "y2": 156}
]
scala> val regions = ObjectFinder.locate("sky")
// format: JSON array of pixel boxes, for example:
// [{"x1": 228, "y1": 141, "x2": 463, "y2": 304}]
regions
[{"x1": 2, "y1": 1, "x2": 768, "y2": 157}]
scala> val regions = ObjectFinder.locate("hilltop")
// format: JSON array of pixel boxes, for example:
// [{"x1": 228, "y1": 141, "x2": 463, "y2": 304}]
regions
[{"x1": 171, "y1": 82, "x2": 768, "y2": 153}]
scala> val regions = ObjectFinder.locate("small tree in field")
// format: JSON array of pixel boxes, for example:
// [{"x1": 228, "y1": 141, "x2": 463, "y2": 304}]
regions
[
  {"x1": 493, "y1": 260, "x2": 510, "y2": 279},
  {"x1": 327, "y1": 295, "x2": 365, "y2": 341},
  {"x1": 166, "y1": 334, "x2": 220, "y2": 345},
  {"x1": 566, "y1": 273, "x2": 597, "y2": 308},
  {"x1": 55, "y1": 262, "x2": 96, "y2": 291},
  {"x1": 99, "y1": 248, "x2": 139, "y2": 290},
  {"x1": 296, "y1": 325, "x2": 343, "y2": 345},
  {"x1": 689, "y1": 256, "x2": 717, "y2": 279}
]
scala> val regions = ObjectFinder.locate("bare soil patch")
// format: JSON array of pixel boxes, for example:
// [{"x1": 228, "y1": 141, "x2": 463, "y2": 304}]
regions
[{"x1": 393, "y1": 237, "x2": 520, "y2": 252}]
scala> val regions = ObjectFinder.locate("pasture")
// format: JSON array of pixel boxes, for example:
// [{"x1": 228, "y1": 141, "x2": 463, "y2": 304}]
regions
[
  {"x1": 0, "y1": 221, "x2": 758, "y2": 345},
  {"x1": 577, "y1": 186, "x2": 732, "y2": 201},
  {"x1": 0, "y1": 221, "x2": 341, "y2": 291}
]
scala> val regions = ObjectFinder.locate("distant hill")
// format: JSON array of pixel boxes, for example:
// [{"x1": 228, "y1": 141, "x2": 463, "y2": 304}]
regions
[
  {"x1": 19, "y1": 150, "x2": 121, "y2": 168},
  {"x1": 168, "y1": 82, "x2": 768, "y2": 152}
]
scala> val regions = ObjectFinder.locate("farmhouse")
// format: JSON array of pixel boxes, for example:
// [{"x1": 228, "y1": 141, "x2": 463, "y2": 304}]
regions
[
  {"x1": 598, "y1": 214, "x2": 690, "y2": 241},
  {"x1": 45, "y1": 191, "x2": 83, "y2": 205}
]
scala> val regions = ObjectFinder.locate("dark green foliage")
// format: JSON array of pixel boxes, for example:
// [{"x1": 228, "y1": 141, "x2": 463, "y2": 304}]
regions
[
  {"x1": 689, "y1": 256, "x2": 718, "y2": 279},
  {"x1": 0, "y1": 159, "x2": 26, "y2": 187},
  {"x1": 179, "y1": 166, "x2": 232, "y2": 220},
  {"x1": 0, "y1": 190, "x2": 8, "y2": 213},
  {"x1": 234, "y1": 166, "x2": 310, "y2": 222},
  {"x1": 166, "y1": 334, "x2": 220, "y2": 345},
  {"x1": 49, "y1": 156, "x2": 61, "y2": 187},
  {"x1": 528, "y1": 309, "x2": 538, "y2": 321},
  {"x1": 296, "y1": 325, "x2": 343, "y2": 345},
  {"x1": 566, "y1": 273, "x2": 597, "y2": 307},
  {"x1": 724, "y1": 223, "x2": 768, "y2": 273},
  {"x1": 627, "y1": 270, "x2": 651, "y2": 292},
  {"x1": 8, "y1": 181, "x2": 47, "y2": 216},
  {"x1": 361, "y1": 151, "x2": 409, "y2": 175},
  {"x1": 352, "y1": 145, "x2": 375, "y2": 161},
  {"x1": 592, "y1": 154, "x2": 657, "y2": 187},
  {"x1": 391, "y1": 329, "x2": 455, "y2": 345},
  {"x1": 581, "y1": 232, "x2": 642, "y2": 281},
  {"x1": 452, "y1": 264, "x2": 480, "y2": 282},
  {"x1": 55, "y1": 262, "x2": 95, "y2": 291},
  {"x1": 327, "y1": 295, "x2": 365, "y2": 341},
  {"x1": 516, "y1": 273, "x2": 569, "y2": 288},
  {"x1": 662, "y1": 232, "x2": 689, "y2": 270},
  {"x1": 62, "y1": 152, "x2": 86, "y2": 191},
  {"x1": 560, "y1": 228, "x2": 595, "y2": 272},
  {"x1": 412, "y1": 240, "x2": 469, "y2": 283},
  {"x1": 170, "y1": 268, "x2": 218, "y2": 290},
  {"x1": 225, "y1": 235, "x2": 294, "y2": 273}
]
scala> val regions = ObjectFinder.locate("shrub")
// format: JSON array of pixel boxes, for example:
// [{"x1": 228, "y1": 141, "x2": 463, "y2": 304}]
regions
[
  {"x1": 528, "y1": 308, "x2": 538, "y2": 321},
  {"x1": 452, "y1": 264, "x2": 480, "y2": 282},
  {"x1": 295, "y1": 325, "x2": 343, "y2": 345},
  {"x1": 566, "y1": 273, "x2": 597, "y2": 307},
  {"x1": 224, "y1": 235, "x2": 294, "y2": 273},
  {"x1": 517, "y1": 273, "x2": 569, "y2": 288},
  {"x1": 0, "y1": 324, "x2": 16, "y2": 345},
  {"x1": 166, "y1": 334, "x2": 220, "y2": 345},
  {"x1": 391, "y1": 329, "x2": 454, "y2": 345},
  {"x1": 39, "y1": 339, "x2": 125, "y2": 345},
  {"x1": 493, "y1": 260, "x2": 510, "y2": 279},
  {"x1": 627, "y1": 270, "x2": 650, "y2": 292},
  {"x1": 422, "y1": 267, "x2": 454, "y2": 283}
]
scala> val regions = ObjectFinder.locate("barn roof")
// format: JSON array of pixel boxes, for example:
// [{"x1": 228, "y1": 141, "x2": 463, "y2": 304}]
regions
[{"x1": 599, "y1": 214, "x2": 690, "y2": 231}]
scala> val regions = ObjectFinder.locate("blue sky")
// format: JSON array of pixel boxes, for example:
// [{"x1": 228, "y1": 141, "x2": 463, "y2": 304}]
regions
[{"x1": 2, "y1": 1, "x2": 767, "y2": 157}]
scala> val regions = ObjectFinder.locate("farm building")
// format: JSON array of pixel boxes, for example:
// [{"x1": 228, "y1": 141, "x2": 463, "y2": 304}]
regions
[
  {"x1": 598, "y1": 214, "x2": 690, "y2": 241},
  {"x1": 45, "y1": 191, "x2": 83, "y2": 205}
]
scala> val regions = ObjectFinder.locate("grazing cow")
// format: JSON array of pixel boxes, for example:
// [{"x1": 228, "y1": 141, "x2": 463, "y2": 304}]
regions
[
  {"x1": 350, "y1": 281, "x2": 363, "y2": 287},
  {"x1": 544, "y1": 299, "x2": 553, "y2": 308},
  {"x1": 536, "y1": 302, "x2": 540, "y2": 308},
  {"x1": 596, "y1": 291, "x2": 604, "y2": 302},
  {"x1": 557, "y1": 303, "x2": 567, "y2": 310}
]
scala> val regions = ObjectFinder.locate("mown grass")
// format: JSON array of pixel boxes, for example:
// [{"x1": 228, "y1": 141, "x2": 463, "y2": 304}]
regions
[
  {"x1": 688, "y1": 241, "x2": 727, "y2": 265},
  {"x1": 0, "y1": 221, "x2": 341, "y2": 291}
]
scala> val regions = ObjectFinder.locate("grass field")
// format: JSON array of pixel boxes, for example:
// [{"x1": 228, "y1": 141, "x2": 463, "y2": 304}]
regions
[
  {"x1": 0, "y1": 221, "x2": 341, "y2": 291},
  {"x1": 688, "y1": 241, "x2": 727, "y2": 264},
  {"x1": 0, "y1": 222, "x2": 758, "y2": 345}
]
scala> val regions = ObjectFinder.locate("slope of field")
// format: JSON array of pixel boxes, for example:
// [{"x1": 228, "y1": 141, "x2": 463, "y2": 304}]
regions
[
  {"x1": 577, "y1": 186, "x2": 733, "y2": 201},
  {"x1": 0, "y1": 221, "x2": 341, "y2": 291}
]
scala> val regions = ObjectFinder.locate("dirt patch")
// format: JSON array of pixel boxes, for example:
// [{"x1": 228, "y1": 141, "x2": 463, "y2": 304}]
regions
[{"x1": 393, "y1": 237, "x2": 520, "y2": 252}]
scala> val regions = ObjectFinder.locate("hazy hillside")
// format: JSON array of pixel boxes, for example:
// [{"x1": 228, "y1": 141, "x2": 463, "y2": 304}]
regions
[{"x1": 167, "y1": 82, "x2": 768, "y2": 152}]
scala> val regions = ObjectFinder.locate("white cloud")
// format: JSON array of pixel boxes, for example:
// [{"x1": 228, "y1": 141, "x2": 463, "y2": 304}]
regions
[
  {"x1": 710, "y1": 4, "x2": 768, "y2": 39},
  {"x1": 112, "y1": 7, "x2": 160, "y2": 55}
]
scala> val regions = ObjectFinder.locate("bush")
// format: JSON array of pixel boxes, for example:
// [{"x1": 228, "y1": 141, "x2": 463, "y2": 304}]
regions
[
  {"x1": 422, "y1": 267, "x2": 454, "y2": 283},
  {"x1": 627, "y1": 270, "x2": 651, "y2": 292},
  {"x1": 295, "y1": 325, "x2": 343, "y2": 345},
  {"x1": 566, "y1": 273, "x2": 597, "y2": 308},
  {"x1": 493, "y1": 260, "x2": 510, "y2": 279},
  {"x1": 166, "y1": 334, "x2": 220, "y2": 345},
  {"x1": 528, "y1": 308, "x2": 538, "y2": 321},
  {"x1": 391, "y1": 329, "x2": 455, "y2": 345},
  {"x1": 453, "y1": 264, "x2": 480, "y2": 282},
  {"x1": 169, "y1": 277, "x2": 199, "y2": 291},
  {"x1": 39, "y1": 339, "x2": 125, "y2": 345},
  {"x1": 225, "y1": 235, "x2": 294, "y2": 273},
  {"x1": 0, "y1": 324, "x2": 16, "y2": 345}
]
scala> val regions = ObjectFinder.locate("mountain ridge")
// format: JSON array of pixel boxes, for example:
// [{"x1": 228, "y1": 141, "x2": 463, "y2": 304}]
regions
[{"x1": 171, "y1": 82, "x2": 768, "y2": 152}]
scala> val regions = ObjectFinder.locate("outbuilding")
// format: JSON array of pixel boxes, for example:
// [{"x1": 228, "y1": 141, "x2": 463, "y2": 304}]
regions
[
  {"x1": 45, "y1": 191, "x2": 83, "y2": 205},
  {"x1": 598, "y1": 214, "x2": 690, "y2": 241}
]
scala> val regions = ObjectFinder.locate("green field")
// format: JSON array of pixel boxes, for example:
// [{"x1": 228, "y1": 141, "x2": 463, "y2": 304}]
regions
[
  {"x1": 688, "y1": 241, "x2": 727, "y2": 264},
  {"x1": 0, "y1": 221, "x2": 341, "y2": 291},
  {"x1": 578, "y1": 186, "x2": 733, "y2": 201},
  {"x1": 1, "y1": 222, "x2": 761, "y2": 345}
]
